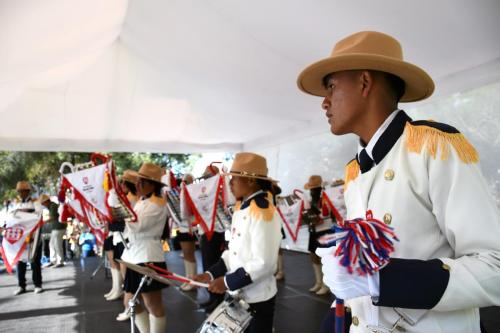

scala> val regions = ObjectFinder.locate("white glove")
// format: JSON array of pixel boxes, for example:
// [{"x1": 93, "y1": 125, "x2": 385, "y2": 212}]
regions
[{"x1": 316, "y1": 246, "x2": 380, "y2": 300}]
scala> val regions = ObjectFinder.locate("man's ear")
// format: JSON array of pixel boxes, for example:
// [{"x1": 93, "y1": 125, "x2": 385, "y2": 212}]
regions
[{"x1": 360, "y1": 70, "x2": 374, "y2": 98}]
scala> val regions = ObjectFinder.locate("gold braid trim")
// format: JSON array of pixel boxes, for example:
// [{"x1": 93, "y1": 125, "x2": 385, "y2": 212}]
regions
[
  {"x1": 405, "y1": 123, "x2": 478, "y2": 163},
  {"x1": 249, "y1": 192, "x2": 276, "y2": 222},
  {"x1": 150, "y1": 194, "x2": 166, "y2": 207},
  {"x1": 344, "y1": 159, "x2": 360, "y2": 190}
]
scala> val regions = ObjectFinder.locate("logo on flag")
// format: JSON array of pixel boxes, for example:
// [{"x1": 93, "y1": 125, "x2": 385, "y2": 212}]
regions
[
  {"x1": 4, "y1": 227, "x2": 24, "y2": 244},
  {"x1": 83, "y1": 176, "x2": 89, "y2": 185},
  {"x1": 183, "y1": 175, "x2": 223, "y2": 240}
]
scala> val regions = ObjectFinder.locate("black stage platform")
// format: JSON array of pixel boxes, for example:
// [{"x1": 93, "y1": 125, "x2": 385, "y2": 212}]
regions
[{"x1": 0, "y1": 250, "x2": 499, "y2": 332}]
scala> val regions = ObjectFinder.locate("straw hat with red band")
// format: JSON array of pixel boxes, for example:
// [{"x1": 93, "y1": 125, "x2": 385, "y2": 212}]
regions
[
  {"x1": 297, "y1": 31, "x2": 434, "y2": 103},
  {"x1": 131, "y1": 162, "x2": 167, "y2": 186},
  {"x1": 224, "y1": 152, "x2": 276, "y2": 182}
]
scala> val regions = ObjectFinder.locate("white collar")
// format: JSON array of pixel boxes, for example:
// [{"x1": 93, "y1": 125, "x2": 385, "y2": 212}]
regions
[
  {"x1": 243, "y1": 190, "x2": 264, "y2": 203},
  {"x1": 358, "y1": 109, "x2": 401, "y2": 160}
]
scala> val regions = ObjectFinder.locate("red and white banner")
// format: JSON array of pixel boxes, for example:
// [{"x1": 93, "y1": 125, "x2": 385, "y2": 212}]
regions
[
  {"x1": 0, "y1": 211, "x2": 42, "y2": 273},
  {"x1": 321, "y1": 186, "x2": 346, "y2": 224},
  {"x1": 277, "y1": 199, "x2": 304, "y2": 243},
  {"x1": 66, "y1": 198, "x2": 107, "y2": 245},
  {"x1": 61, "y1": 162, "x2": 112, "y2": 221},
  {"x1": 183, "y1": 175, "x2": 223, "y2": 240}
]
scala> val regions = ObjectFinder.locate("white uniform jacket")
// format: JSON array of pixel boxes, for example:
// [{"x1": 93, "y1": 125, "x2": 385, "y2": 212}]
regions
[
  {"x1": 121, "y1": 195, "x2": 168, "y2": 264},
  {"x1": 341, "y1": 111, "x2": 500, "y2": 332},
  {"x1": 208, "y1": 190, "x2": 282, "y2": 304}
]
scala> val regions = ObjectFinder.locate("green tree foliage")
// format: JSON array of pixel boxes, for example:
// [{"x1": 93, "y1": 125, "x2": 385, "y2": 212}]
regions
[{"x1": 0, "y1": 152, "x2": 200, "y2": 202}]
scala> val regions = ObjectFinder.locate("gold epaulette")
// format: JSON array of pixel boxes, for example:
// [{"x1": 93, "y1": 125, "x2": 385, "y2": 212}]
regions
[
  {"x1": 234, "y1": 201, "x2": 242, "y2": 212},
  {"x1": 249, "y1": 200, "x2": 276, "y2": 222},
  {"x1": 344, "y1": 158, "x2": 360, "y2": 190},
  {"x1": 405, "y1": 121, "x2": 478, "y2": 164},
  {"x1": 150, "y1": 195, "x2": 166, "y2": 207}
]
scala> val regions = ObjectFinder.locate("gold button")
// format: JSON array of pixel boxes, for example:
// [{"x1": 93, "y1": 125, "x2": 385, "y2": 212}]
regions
[
  {"x1": 396, "y1": 325, "x2": 407, "y2": 332},
  {"x1": 352, "y1": 316, "x2": 359, "y2": 326},
  {"x1": 243, "y1": 216, "x2": 247, "y2": 220},
  {"x1": 384, "y1": 169, "x2": 395, "y2": 181},
  {"x1": 237, "y1": 233, "x2": 241, "y2": 237},
  {"x1": 383, "y1": 213, "x2": 392, "y2": 225},
  {"x1": 345, "y1": 307, "x2": 351, "y2": 313},
  {"x1": 233, "y1": 251, "x2": 237, "y2": 255},
  {"x1": 442, "y1": 264, "x2": 451, "y2": 271}
]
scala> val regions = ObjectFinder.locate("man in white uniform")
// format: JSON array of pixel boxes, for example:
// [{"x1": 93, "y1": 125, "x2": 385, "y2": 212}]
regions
[{"x1": 297, "y1": 31, "x2": 500, "y2": 332}]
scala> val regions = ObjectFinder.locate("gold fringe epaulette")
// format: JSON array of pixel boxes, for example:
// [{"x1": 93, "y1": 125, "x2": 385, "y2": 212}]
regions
[
  {"x1": 405, "y1": 122, "x2": 478, "y2": 163},
  {"x1": 344, "y1": 159, "x2": 360, "y2": 190},
  {"x1": 249, "y1": 192, "x2": 276, "y2": 222},
  {"x1": 150, "y1": 194, "x2": 166, "y2": 207}
]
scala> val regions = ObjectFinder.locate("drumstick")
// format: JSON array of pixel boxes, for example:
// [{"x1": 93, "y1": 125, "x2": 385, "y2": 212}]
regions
[{"x1": 146, "y1": 263, "x2": 209, "y2": 288}]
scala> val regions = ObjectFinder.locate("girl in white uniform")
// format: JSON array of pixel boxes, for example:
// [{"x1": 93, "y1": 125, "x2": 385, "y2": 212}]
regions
[
  {"x1": 121, "y1": 163, "x2": 168, "y2": 333},
  {"x1": 194, "y1": 152, "x2": 282, "y2": 333}
]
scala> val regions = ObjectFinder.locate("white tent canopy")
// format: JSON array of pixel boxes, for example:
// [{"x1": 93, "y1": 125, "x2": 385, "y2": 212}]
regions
[{"x1": 1, "y1": 0, "x2": 500, "y2": 152}]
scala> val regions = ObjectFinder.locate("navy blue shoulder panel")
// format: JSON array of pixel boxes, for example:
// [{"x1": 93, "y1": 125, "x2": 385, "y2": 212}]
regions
[
  {"x1": 410, "y1": 120, "x2": 460, "y2": 134},
  {"x1": 241, "y1": 192, "x2": 269, "y2": 210}
]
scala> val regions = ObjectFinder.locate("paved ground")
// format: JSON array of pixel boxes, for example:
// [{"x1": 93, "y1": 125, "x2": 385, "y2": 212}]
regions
[{"x1": 0, "y1": 250, "x2": 499, "y2": 332}]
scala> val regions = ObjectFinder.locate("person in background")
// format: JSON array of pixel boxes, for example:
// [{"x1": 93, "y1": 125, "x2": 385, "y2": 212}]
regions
[
  {"x1": 79, "y1": 227, "x2": 96, "y2": 258},
  {"x1": 196, "y1": 165, "x2": 227, "y2": 313},
  {"x1": 115, "y1": 170, "x2": 140, "y2": 322},
  {"x1": 177, "y1": 173, "x2": 198, "y2": 292},
  {"x1": 40, "y1": 194, "x2": 66, "y2": 268},
  {"x1": 12, "y1": 181, "x2": 43, "y2": 295},
  {"x1": 121, "y1": 163, "x2": 168, "y2": 333},
  {"x1": 303, "y1": 175, "x2": 331, "y2": 295}
]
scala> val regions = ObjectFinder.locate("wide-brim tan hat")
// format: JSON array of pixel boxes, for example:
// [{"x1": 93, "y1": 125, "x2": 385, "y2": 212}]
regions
[
  {"x1": 224, "y1": 152, "x2": 275, "y2": 182},
  {"x1": 39, "y1": 194, "x2": 51, "y2": 203},
  {"x1": 121, "y1": 169, "x2": 139, "y2": 184},
  {"x1": 16, "y1": 181, "x2": 31, "y2": 191},
  {"x1": 297, "y1": 31, "x2": 434, "y2": 102},
  {"x1": 304, "y1": 175, "x2": 323, "y2": 190},
  {"x1": 131, "y1": 163, "x2": 166, "y2": 186}
]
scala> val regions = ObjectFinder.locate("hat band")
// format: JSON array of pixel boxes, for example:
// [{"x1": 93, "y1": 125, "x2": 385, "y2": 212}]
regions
[{"x1": 230, "y1": 170, "x2": 268, "y2": 179}]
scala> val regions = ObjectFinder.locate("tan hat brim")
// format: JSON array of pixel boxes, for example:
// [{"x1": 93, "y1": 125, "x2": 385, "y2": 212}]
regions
[
  {"x1": 223, "y1": 171, "x2": 278, "y2": 183},
  {"x1": 297, "y1": 53, "x2": 434, "y2": 102},
  {"x1": 131, "y1": 171, "x2": 167, "y2": 187},
  {"x1": 304, "y1": 183, "x2": 322, "y2": 190}
]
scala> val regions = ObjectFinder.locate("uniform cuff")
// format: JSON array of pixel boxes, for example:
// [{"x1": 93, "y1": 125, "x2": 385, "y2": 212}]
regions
[
  {"x1": 207, "y1": 258, "x2": 228, "y2": 279},
  {"x1": 374, "y1": 258, "x2": 450, "y2": 309},
  {"x1": 225, "y1": 267, "x2": 253, "y2": 291}
]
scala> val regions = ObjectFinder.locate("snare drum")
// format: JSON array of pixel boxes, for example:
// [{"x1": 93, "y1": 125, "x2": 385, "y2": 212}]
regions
[{"x1": 198, "y1": 296, "x2": 252, "y2": 333}]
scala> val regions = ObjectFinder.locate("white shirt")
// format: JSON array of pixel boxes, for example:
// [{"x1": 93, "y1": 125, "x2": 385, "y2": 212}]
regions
[
  {"x1": 358, "y1": 109, "x2": 401, "y2": 162},
  {"x1": 120, "y1": 195, "x2": 168, "y2": 264}
]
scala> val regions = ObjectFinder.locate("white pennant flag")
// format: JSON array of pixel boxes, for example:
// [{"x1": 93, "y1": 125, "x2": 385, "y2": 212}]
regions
[
  {"x1": 277, "y1": 199, "x2": 304, "y2": 243},
  {"x1": 62, "y1": 162, "x2": 111, "y2": 220},
  {"x1": 184, "y1": 175, "x2": 222, "y2": 240},
  {"x1": 0, "y1": 211, "x2": 42, "y2": 273}
]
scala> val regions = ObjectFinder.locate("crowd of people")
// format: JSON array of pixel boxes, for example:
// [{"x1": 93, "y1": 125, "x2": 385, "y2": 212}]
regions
[{"x1": 2, "y1": 30, "x2": 500, "y2": 333}]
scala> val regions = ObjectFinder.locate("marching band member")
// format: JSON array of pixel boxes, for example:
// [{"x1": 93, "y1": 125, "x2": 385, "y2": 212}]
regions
[
  {"x1": 197, "y1": 165, "x2": 226, "y2": 312},
  {"x1": 194, "y1": 152, "x2": 282, "y2": 333},
  {"x1": 303, "y1": 175, "x2": 331, "y2": 295},
  {"x1": 121, "y1": 163, "x2": 168, "y2": 333},
  {"x1": 12, "y1": 181, "x2": 44, "y2": 295},
  {"x1": 177, "y1": 173, "x2": 198, "y2": 292},
  {"x1": 297, "y1": 30, "x2": 500, "y2": 332},
  {"x1": 115, "y1": 170, "x2": 139, "y2": 321}
]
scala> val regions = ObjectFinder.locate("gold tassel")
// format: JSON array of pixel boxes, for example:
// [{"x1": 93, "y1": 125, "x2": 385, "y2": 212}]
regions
[
  {"x1": 405, "y1": 123, "x2": 478, "y2": 163},
  {"x1": 150, "y1": 194, "x2": 166, "y2": 206},
  {"x1": 249, "y1": 197, "x2": 276, "y2": 222},
  {"x1": 344, "y1": 159, "x2": 360, "y2": 190}
]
